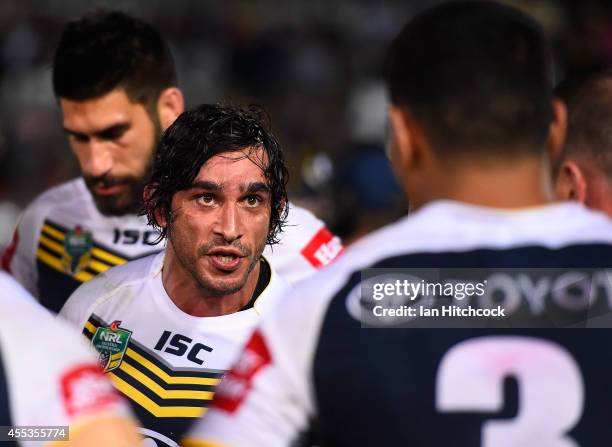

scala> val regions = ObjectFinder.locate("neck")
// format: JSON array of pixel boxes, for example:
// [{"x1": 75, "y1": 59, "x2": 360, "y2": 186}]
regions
[
  {"x1": 408, "y1": 154, "x2": 553, "y2": 211},
  {"x1": 161, "y1": 245, "x2": 261, "y2": 317}
]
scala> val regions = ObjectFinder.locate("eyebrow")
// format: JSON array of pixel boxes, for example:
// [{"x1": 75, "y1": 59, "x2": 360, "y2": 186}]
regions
[
  {"x1": 244, "y1": 182, "x2": 270, "y2": 195},
  {"x1": 190, "y1": 181, "x2": 270, "y2": 194},
  {"x1": 190, "y1": 181, "x2": 223, "y2": 192},
  {"x1": 62, "y1": 122, "x2": 131, "y2": 140}
]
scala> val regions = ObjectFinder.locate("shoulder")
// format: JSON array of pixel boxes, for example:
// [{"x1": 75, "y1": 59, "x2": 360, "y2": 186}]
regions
[
  {"x1": 258, "y1": 253, "x2": 357, "y2": 355},
  {"x1": 549, "y1": 204, "x2": 612, "y2": 245},
  {"x1": 0, "y1": 271, "x2": 42, "y2": 311},
  {"x1": 266, "y1": 216, "x2": 416, "y2": 314},
  {"x1": 59, "y1": 252, "x2": 162, "y2": 327},
  {"x1": 0, "y1": 273, "x2": 128, "y2": 427},
  {"x1": 281, "y1": 202, "x2": 336, "y2": 248},
  {"x1": 285, "y1": 202, "x2": 325, "y2": 229},
  {"x1": 0, "y1": 271, "x2": 93, "y2": 365},
  {"x1": 81, "y1": 250, "x2": 161, "y2": 291},
  {"x1": 25, "y1": 178, "x2": 90, "y2": 213},
  {"x1": 345, "y1": 201, "x2": 612, "y2": 257},
  {"x1": 266, "y1": 202, "x2": 343, "y2": 283},
  {"x1": 18, "y1": 179, "x2": 90, "y2": 228}
]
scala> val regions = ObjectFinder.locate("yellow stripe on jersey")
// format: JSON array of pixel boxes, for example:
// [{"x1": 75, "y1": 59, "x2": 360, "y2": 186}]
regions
[
  {"x1": 36, "y1": 249, "x2": 95, "y2": 282},
  {"x1": 182, "y1": 438, "x2": 232, "y2": 447},
  {"x1": 118, "y1": 361, "x2": 215, "y2": 401},
  {"x1": 84, "y1": 319, "x2": 219, "y2": 418},
  {"x1": 108, "y1": 359, "x2": 122, "y2": 371},
  {"x1": 85, "y1": 321, "x2": 96, "y2": 335},
  {"x1": 41, "y1": 223, "x2": 65, "y2": 241},
  {"x1": 41, "y1": 222, "x2": 128, "y2": 268},
  {"x1": 125, "y1": 348, "x2": 221, "y2": 386},
  {"x1": 107, "y1": 351, "x2": 125, "y2": 371},
  {"x1": 38, "y1": 234, "x2": 63, "y2": 255},
  {"x1": 109, "y1": 373, "x2": 208, "y2": 418},
  {"x1": 90, "y1": 247, "x2": 127, "y2": 266},
  {"x1": 88, "y1": 259, "x2": 115, "y2": 274}
]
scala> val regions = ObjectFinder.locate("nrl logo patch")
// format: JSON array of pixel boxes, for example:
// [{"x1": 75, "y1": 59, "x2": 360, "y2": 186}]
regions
[
  {"x1": 62, "y1": 225, "x2": 93, "y2": 274},
  {"x1": 92, "y1": 320, "x2": 132, "y2": 372}
]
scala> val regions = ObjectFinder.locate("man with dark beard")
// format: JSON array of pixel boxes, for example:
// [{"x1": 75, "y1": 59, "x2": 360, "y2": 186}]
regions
[
  {"x1": 3, "y1": 11, "x2": 342, "y2": 313},
  {"x1": 59, "y1": 103, "x2": 291, "y2": 447},
  {"x1": 2, "y1": 11, "x2": 183, "y2": 313}
]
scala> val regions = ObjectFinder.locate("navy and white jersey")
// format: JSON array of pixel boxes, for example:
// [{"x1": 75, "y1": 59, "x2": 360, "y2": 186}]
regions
[
  {"x1": 0, "y1": 271, "x2": 133, "y2": 446},
  {"x1": 185, "y1": 201, "x2": 612, "y2": 447},
  {"x1": 2, "y1": 177, "x2": 342, "y2": 313}
]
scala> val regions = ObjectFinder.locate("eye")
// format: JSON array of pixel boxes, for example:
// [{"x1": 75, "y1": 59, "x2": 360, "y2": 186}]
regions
[
  {"x1": 244, "y1": 195, "x2": 262, "y2": 207},
  {"x1": 196, "y1": 193, "x2": 215, "y2": 205},
  {"x1": 71, "y1": 134, "x2": 89, "y2": 143},
  {"x1": 98, "y1": 125, "x2": 129, "y2": 141}
]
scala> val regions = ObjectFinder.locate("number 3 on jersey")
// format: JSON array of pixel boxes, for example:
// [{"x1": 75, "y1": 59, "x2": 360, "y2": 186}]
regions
[{"x1": 436, "y1": 336, "x2": 584, "y2": 447}]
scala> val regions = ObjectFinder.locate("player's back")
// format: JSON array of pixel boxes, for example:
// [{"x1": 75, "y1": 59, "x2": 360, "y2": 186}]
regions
[
  {"x1": 189, "y1": 200, "x2": 612, "y2": 447},
  {"x1": 312, "y1": 201, "x2": 612, "y2": 446}
]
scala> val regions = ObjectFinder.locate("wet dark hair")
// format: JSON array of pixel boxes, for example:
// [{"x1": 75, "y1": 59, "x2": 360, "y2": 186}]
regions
[
  {"x1": 385, "y1": 1, "x2": 554, "y2": 159},
  {"x1": 53, "y1": 10, "x2": 177, "y2": 109},
  {"x1": 144, "y1": 103, "x2": 289, "y2": 245}
]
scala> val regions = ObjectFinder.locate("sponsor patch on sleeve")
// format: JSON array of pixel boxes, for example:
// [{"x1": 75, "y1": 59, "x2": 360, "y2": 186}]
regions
[
  {"x1": 60, "y1": 363, "x2": 120, "y2": 417},
  {"x1": 213, "y1": 330, "x2": 271, "y2": 413},
  {"x1": 300, "y1": 228, "x2": 343, "y2": 268}
]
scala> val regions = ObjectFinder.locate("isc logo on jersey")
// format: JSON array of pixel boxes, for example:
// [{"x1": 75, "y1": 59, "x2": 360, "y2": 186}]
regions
[{"x1": 91, "y1": 320, "x2": 132, "y2": 372}]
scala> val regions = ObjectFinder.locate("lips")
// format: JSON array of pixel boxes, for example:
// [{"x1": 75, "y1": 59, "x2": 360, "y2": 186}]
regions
[
  {"x1": 206, "y1": 248, "x2": 245, "y2": 272},
  {"x1": 93, "y1": 184, "x2": 124, "y2": 196}
]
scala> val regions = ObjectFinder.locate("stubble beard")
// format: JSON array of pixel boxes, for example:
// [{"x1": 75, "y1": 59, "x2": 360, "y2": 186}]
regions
[
  {"x1": 85, "y1": 114, "x2": 160, "y2": 216},
  {"x1": 86, "y1": 168, "x2": 152, "y2": 216},
  {"x1": 169, "y1": 233, "x2": 266, "y2": 298}
]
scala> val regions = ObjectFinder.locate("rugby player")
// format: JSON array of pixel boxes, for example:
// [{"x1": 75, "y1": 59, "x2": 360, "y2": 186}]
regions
[
  {"x1": 554, "y1": 71, "x2": 612, "y2": 216},
  {"x1": 184, "y1": 2, "x2": 612, "y2": 446},
  {"x1": 59, "y1": 104, "x2": 290, "y2": 446},
  {"x1": 2, "y1": 10, "x2": 342, "y2": 313},
  {"x1": 0, "y1": 271, "x2": 139, "y2": 446}
]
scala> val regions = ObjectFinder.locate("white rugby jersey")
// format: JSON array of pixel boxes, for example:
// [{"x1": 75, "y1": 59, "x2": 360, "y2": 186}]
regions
[
  {"x1": 59, "y1": 251, "x2": 289, "y2": 447},
  {"x1": 0, "y1": 271, "x2": 132, "y2": 447},
  {"x1": 184, "y1": 201, "x2": 612, "y2": 447},
  {"x1": 2, "y1": 178, "x2": 341, "y2": 313}
]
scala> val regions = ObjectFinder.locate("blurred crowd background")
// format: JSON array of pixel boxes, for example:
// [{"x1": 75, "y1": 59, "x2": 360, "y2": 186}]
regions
[{"x1": 0, "y1": 0, "x2": 611, "y2": 247}]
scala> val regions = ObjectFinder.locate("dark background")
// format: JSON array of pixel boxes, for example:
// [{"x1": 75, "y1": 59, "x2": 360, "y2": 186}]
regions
[{"x1": 0, "y1": 0, "x2": 609, "y2": 245}]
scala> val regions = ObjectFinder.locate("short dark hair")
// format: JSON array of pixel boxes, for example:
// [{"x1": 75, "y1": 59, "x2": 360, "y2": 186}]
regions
[
  {"x1": 555, "y1": 71, "x2": 612, "y2": 176},
  {"x1": 144, "y1": 103, "x2": 289, "y2": 245},
  {"x1": 53, "y1": 10, "x2": 177, "y2": 108},
  {"x1": 385, "y1": 1, "x2": 553, "y2": 159}
]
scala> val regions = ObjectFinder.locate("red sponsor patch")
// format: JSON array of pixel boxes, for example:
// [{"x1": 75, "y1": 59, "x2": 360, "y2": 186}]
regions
[
  {"x1": 300, "y1": 228, "x2": 343, "y2": 268},
  {"x1": 213, "y1": 330, "x2": 272, "y2": 413},
  {"x1": 1, "y1": 229, "x2": 18, "y2": 272},
  {"x1": 60, "y1": 363, "x2": 120, "y2": 417}
]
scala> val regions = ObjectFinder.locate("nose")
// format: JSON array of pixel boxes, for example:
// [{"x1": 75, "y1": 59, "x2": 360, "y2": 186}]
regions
[
  {"x1": 214, "y1": 203, "x2": 242, "y2": 243},
  {"x1": 81, "y1": 140, "x2": 113, "y2": 178}
]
